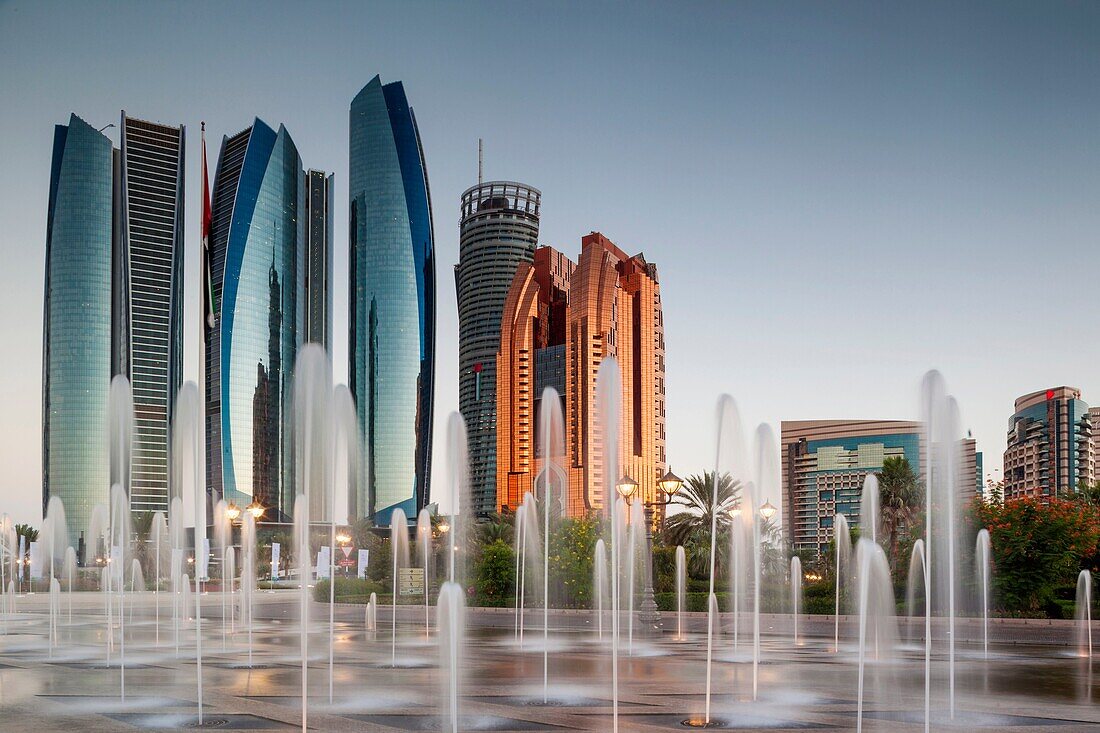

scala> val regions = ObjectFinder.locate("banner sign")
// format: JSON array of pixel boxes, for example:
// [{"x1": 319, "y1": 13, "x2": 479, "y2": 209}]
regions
[
  {"x1": 29, "y1": 541, "x2": 42, "y2": 580},
  {"x1": 316, "y1": 546, "x2": 331, "y2": 580},
  {"x1": 271, "y1": 542, "x2": 281, "y2": 581},
  {"x1": 110, "y1": 544, "x2": 123, "y2": 584},
  {"x1": 199, "y1": 538, "x2": 211, "y2": 580},
  {"x1": 398, "y1": 567, "x2": 425, "y2": 597},
  {"x1": 357, "y1": 549, "x2": 369, "y2": 579}
]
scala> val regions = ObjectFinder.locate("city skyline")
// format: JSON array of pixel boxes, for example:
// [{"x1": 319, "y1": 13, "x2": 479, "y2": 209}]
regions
[{"x1": 3, "y1": 2, "x2": 1100, "y2": 527}]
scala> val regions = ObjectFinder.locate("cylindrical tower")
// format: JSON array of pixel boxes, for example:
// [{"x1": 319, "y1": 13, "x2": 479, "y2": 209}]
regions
[{"x1": 456, "y1": 181, "x2": 541, "y2": 516}]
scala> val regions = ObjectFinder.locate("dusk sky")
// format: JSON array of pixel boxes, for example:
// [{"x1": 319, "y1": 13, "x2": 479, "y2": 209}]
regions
[{"x1": 1, "y1": 1, "x2": 1098, "y2": 525}]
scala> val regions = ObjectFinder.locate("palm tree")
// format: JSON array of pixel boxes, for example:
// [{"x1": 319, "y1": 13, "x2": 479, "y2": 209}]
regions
[
  {"x1": 663, "y1": 472, "x2": 741, "y2": 576},
  {"x1": 878, "y1": 456, "x2": 920, "y2": 569}
]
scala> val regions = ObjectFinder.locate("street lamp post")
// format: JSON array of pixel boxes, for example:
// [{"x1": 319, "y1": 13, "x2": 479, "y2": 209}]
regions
[{"x1": 618, "y1": 468, "x2": 683, "y2": 632}]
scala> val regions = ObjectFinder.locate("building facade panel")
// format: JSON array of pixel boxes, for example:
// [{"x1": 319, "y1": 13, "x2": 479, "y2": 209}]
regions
[
  {"x1": 782, "y1": 419, "x2": 980, "y2": 555},
  {"x1": 304, "y1": 169, "x2": 333, "y2": 350},
  {"x1": 496, "y1": 234, "x2": 665, "y2": 522},
  {"x1": 206, "y1": 119, "x2": 304, "y2": 521},
  {"x1": 1003, "y1": 387, "x2": 1094, "y2": 501},
  {"x1": 457, "y1": 181, "x2": 541, "y2": 516},
  {"x1": 349, "y1": 76, "x2": 435, "y2": 525},
  {"x1": 117, "y1": 113, "x2": 185, "y2": 515},
  {"x1": 42, "y1": 114, "x2": 115, "y2": 543}
]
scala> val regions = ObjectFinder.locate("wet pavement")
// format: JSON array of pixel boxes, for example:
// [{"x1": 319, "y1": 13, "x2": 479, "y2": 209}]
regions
[{"x1": 0, "y1": 591, "x2": 1096, "y2": 731}]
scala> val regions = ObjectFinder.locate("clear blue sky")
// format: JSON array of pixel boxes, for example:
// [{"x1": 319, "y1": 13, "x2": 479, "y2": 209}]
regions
[{"x1": 1, "y1": 1, "x2": 1097, "y2": 525}]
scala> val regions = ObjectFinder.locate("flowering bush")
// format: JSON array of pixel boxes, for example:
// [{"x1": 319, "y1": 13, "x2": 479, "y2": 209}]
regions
[{"x1": 972, "y1": 496, "x2": 1100, "y2": 616}]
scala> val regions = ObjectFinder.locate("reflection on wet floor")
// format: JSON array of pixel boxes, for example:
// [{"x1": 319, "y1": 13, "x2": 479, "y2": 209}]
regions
[{"x1": 0, "y1": 594, "x2": 1096, "y2": 731}]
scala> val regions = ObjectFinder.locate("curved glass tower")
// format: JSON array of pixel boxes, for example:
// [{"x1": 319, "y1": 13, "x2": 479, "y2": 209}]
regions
[
  {"x1": 456, "y1": 182, "x2": 541, "y2": 516},
  {"x1": 349, "y1": 76, "x2": 435, "y2": 525},
  {"x1": 206, "y1": 119, "x2": 304, "y2": 521},
  {"x1": 42, "y1": 114, "x2": 115, "y2": 542}
]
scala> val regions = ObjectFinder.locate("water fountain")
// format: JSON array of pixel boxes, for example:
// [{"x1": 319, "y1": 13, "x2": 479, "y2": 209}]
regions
[
  {"x1": 9, "y1": 350, "x2": 1098, "y2": 733},
  {"x1": 906, "y1": 538, "x2": 926, "y2": 644},
  {"x1": 854, "y1": 538, "x2": 899, "y2": 733},
  {"x1": 293, "y1": 492, "x2": 310, "y2": 732},
  {"x1": 330, "y1": 383, "x2": 358, "y2": 699},
  {"x1": 975, "y1": 528, "x2": 992, "y2": 658},
  {"x1": 150, "y1": 510, "x2": 168, "y2": 645},
  {"x1": 675, "y1": 545, "x2": 686, "y2": 640},
  {"x1": 365, "y1": 591, "x2": 378, "y2": 632},
  {"x1": 921, "y1": 370, "x2": 964, "y2": 728},
  {"x1": 860, "y1": 474, "x2": 879, "y2": 544},
  {"x1": 538, "y1": 385, "x2": 565, "y2": 703},
  {"x1": 1078, "y1": 570, "x2": 1093, "y2": 659},
  {"x1": 417, "y1": 508, "x2": 432, "y2": 637},
  {"x1": 172, "y1": 380, "x2": 204, "y2": 724},
  {"x1": 390, "y1": 507, "x2": 410, "y2": 666},
  {"x1": 241, "y1": 511, "x2": 257, "y2": 667},
  {"x1": 834, "y1": 513, "x2": 851, "y2": 651},
  {"x1": 593, "y1": 538, "x2": 608, "y2": 640},
  {"x1": 515, "y1": 492, "x2": 540, "y2": 647},
  {"x1": 596, "y1": 359, "x2": 622, "y2": 733},
  {"x1": 438, "y1": 581, "x2": 464, "y2": 733},
  {"x1": 625, "y1": 500, "x2": 645, "y2": 655},
  {"x1": 436, "y1": 411, "x2": 470, "y2": 730},
  {"x1": 791, "y1": 555, "x2": 802, "y2": 646}
]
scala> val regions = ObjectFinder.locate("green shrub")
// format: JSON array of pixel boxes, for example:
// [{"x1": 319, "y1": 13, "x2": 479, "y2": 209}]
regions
[
  {"x1": 475, "y1": 540, "x2": 515, "y2": 607},
  {"x1": 312, "y1": 577, "x2": 384, "y2": 603}
]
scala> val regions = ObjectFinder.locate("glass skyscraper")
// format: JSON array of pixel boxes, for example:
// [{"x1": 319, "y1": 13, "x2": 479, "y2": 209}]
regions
[
  {"x1": 457, "y1": 181, "x2": 541, "y2": 516},
  {"x1": 42, "y1": 114, "x2": 115, "y2": 543},
  {"x1": 206, "y1": 119, "x2": 304, "y2": 521},
  {"x1": 304, "y1": 169, "x2": 333, "y2": 350},
  {"x1": 115, "y1": 112, "x2": 185, "y2": 515},
  {"x1": 349, "y1": 76, "x2": 435, "y2": 525}
]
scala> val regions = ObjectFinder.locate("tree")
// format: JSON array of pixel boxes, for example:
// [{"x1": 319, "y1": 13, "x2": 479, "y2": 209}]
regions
[
  {"x1": 664, "y1": 471, "x2": 740, "y2": 551},
  {"x1": 477, "y1": 513, "x2": 514, "y2": 547},
  {"x1": 474, "y1": 539, "x2": 515, "y2": 607},
  {"x1": 662, "y1": 472, "x2": 741, "y2": 578},
  {"x1": 972, "y1": 496, "x2": 1100, "y2": 615},
  {"x1": 547, "y1": 516, "x2": 600, "y2": 608},
  {"x1": 877, "y1": 456, "x2": 921, "y2": 570},
  {"x1": 1075, "y1": 479, "x2": 1100, "y2": 508},
  {"x1": 14, "y1": 524, "x2": 38, "y2": 543}
]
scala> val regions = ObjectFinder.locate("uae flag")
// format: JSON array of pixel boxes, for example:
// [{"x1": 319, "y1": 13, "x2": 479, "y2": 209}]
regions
[{"x1": 201, "y1": 122, "x2": 215, "y2": 331}]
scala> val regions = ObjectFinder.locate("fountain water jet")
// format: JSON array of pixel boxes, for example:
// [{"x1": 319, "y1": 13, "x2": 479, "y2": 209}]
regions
[
  {"x1": 790, "y1": 556, "x2": 802, "y2": 646},
  {"x1": 906, "y1": 539, "x2": 926, "y2": 645},
  {"x1": 438, "y1": 582, "x2": 464, "y2": 733},
  {"x1": 675, "y1": 546, "x2": 686, "y2": 640},
  {"x1": 390, "y1": 508, "x2": 410, "y2": 666},
  {"x1": 975, "y1": 529, "x2": 992, "y2": 658},
  {"x1": 834, "y1": 513, "x2": 851, "y2": 652},
  {"x1": 854, "y1": 538, "x2": 898, "y2": 733},
  {"x1": 537, "y1": 385, "x2": 565, "y2": 703},
  {"x1": 417, "y1": 508, "x2": 432, "y2": 637},
  {"x1": 1078, "y1": 570, "x2": 1093, "y2": 659},
  {"x1": 594, "y1": 539, "x2": 608, "y2": 640},
  {"x1": 172, "y1": 381, "x2": 204, "y2": 723},
  {"x1": 596, "y1": 359, "x2": 622, "y2": 733}
]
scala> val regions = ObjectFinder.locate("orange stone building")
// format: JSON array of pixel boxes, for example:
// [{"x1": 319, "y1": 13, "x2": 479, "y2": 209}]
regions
[{"x1": 496, "y1": 232, "x2": 667, "y2": 519}]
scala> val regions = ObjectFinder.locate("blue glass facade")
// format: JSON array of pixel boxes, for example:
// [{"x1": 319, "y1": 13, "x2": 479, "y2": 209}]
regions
[
  {"x1": 42, "y1": 114, "x2": 115, "y2": 542},
  {"x1": 349, "y1": 76, "x2": 435, "y2": 525},
  {"x1": 206, "y1": 120, "x2": 304, "y2": 521}
]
